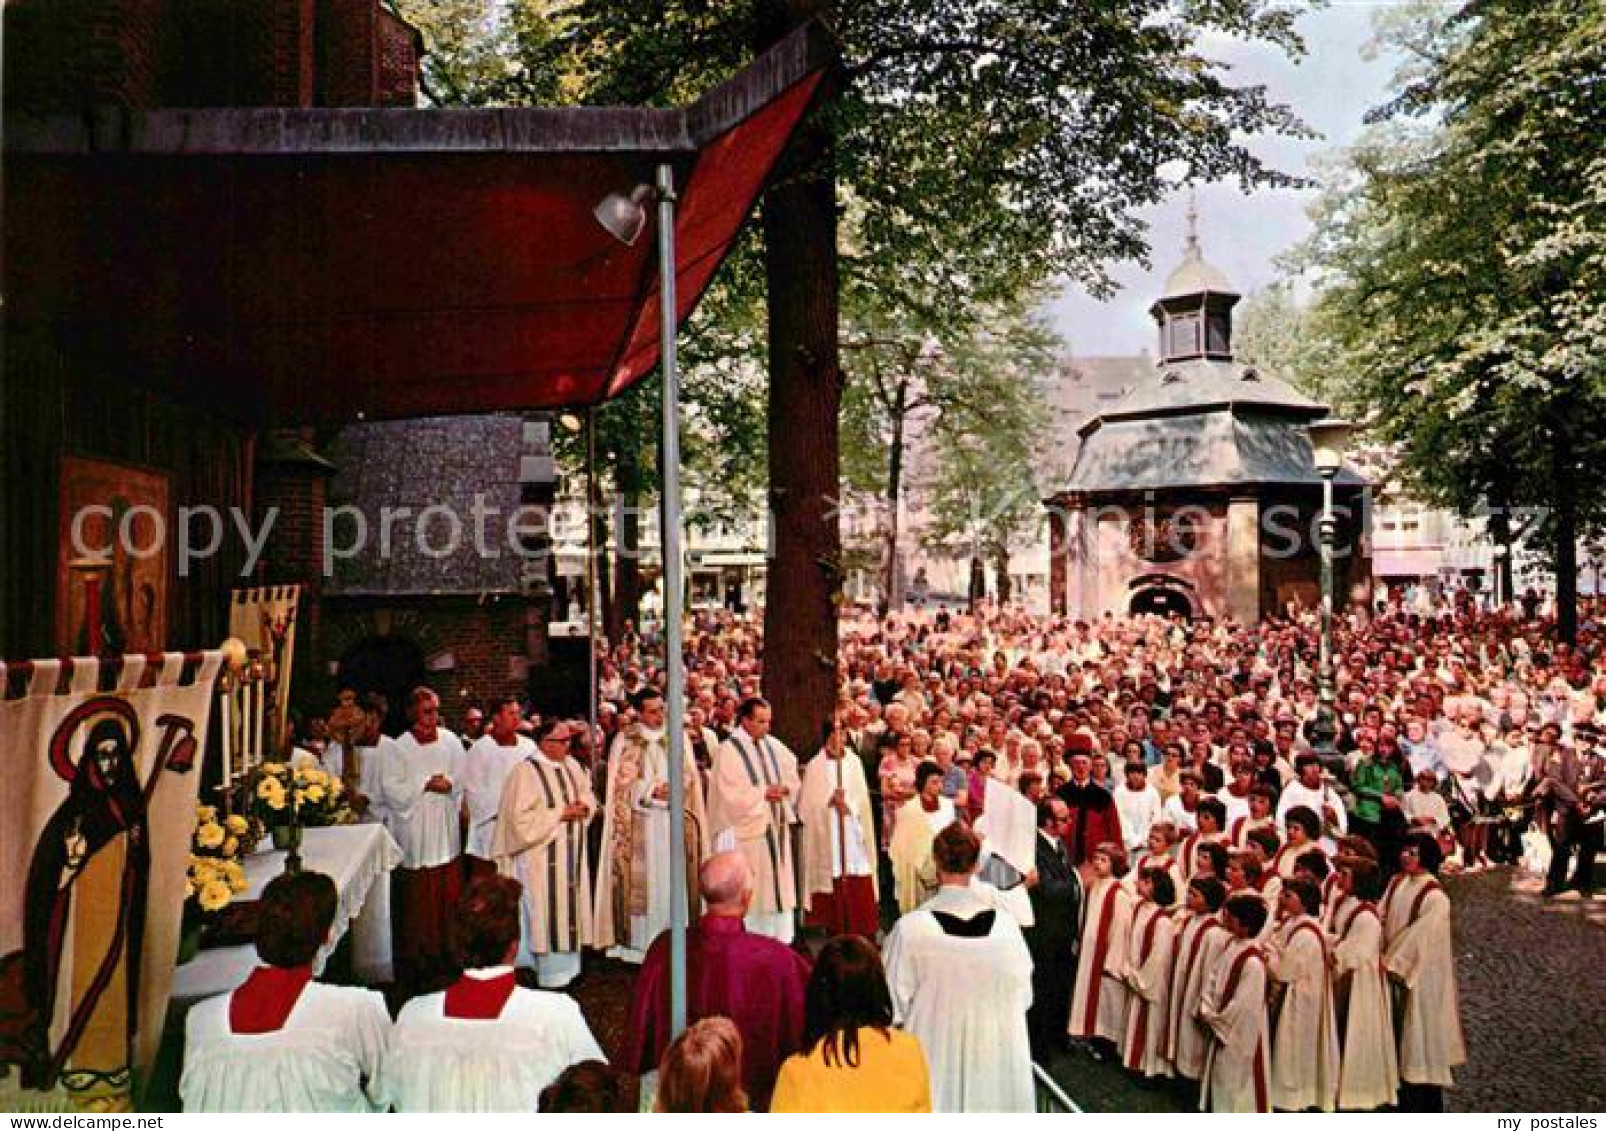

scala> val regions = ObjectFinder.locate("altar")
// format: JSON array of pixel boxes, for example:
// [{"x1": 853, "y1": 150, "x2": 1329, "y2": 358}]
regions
[{"x1": 172, "y1": 823, "x2": 402, "y2": 1006}]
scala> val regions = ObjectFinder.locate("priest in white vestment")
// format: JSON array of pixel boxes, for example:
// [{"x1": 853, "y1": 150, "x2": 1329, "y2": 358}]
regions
[
  {"x1": 1198, "y1": 893, "x2": 1272, "y2": 1113},
  {"x1": 492, "y1": 719, "x2": 597, "y2": 988},
  {"x1": 883, "y1": 822, "x2": 1034, "y2": 1113},
  {"x1": 375, "y1": 875, "x2": 604, "y2": 1112},
  {"x1": 1382, "y1": 833, "x2": 1467, "y2": 1110},
  {"x1": 888, "y1": 763, "x2": 957, "y2": 914},
  {"x1": 181, "y1": 871, "x2": 391, "y2": 1113},
  {"x1": 1327, "y1": 848, "x2": 1399, "y2": 1110},
  {"x1": 461, "y1": 697, "x2": 535, "y2": 879},
  {"x1": 593, "y1": 689, "x2": 709, "y2": 962},
  {"x1": 1069, "y1": 841, "x2": 1135, "y2": 1048},
  {"x1": 382, "y1": 687, "x2": 465, "y2": 988},
  {"x1": 708, "y1": 697, "x2": 802, "y2": 942},
  {"x1": 798, "y1": 720, "x2": 879, "y2": 938},
  {"x1": 1264, "y1": 880, "x2": 1340, "y2": 1111}
]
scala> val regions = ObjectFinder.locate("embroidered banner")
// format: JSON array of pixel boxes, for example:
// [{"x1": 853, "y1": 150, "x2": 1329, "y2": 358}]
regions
[
  {"x1": 0, "y1": 651, "x2": 222, "y2": 1111},
  {"x1": 228, "y1": 585, "x2": 300, "y2": 755}
]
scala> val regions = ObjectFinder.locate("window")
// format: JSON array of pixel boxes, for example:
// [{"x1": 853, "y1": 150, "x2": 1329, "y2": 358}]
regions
[
  {"x1": 1206, "y1": 313, "x2": 1231, "y2": 355},
  {"x1": 1166, "y1": 312, "x2": 1201, "y2": 358}
]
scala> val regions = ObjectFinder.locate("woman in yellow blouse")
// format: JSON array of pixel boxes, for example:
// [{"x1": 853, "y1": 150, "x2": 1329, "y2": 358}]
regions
[{"x1": 769, "y1": 935, "x2": 932, "y2": 1113}]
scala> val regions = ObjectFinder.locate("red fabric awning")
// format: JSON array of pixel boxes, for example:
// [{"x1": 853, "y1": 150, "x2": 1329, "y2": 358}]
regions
[{"x1": 3, "y1": 25, "x2": 828, "y2": 424}]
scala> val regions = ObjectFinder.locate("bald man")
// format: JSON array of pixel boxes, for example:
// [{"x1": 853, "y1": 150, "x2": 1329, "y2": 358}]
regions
[{"x1": 623, "y1": 852, "x2": 811, "y2": 1111}]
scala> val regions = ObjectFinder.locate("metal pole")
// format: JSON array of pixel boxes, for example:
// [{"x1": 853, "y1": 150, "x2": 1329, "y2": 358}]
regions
[
  {"x1": 656, "y1": 162, "x2": 690, "y2": 1038},
  {"x1": 1316, "y1": 470, "x2": 1337, "y2": 769},
  {"x1": 586, "y1": 406, "x2": 599, "y2": 751}
]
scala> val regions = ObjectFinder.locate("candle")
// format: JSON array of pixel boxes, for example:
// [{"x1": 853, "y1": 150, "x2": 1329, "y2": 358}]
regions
[{"x1": 220, "y1": 682, "x2": 233, "y2": 788}]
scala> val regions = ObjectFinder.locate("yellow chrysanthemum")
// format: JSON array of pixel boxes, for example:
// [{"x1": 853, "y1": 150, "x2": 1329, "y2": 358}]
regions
[
  {"x1": 303, "y1": 784, "x2": 326, "y2": 805},
  {"x1": 222, "y1": 836, "x2": 239, "y2": 857},
  {"x1": 198, "y1": 880, "x2": 232, "y2": 913},
  {"x1": 196, "y1": 822, "x2": 225, "y2": 850},
  {"x1": 259, "y1": 779, "x2": 287, "y2": 811},
  {"x1": 225, "y1": 814, "x2": 249, "y2": 835},
  {"x1": 197, "y1": 805, "x2": 217, "y2": 822}
]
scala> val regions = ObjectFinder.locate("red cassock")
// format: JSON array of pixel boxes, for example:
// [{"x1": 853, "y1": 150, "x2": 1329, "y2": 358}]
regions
[
  {"x1": 1056, "y1": 779, "x2": 1124, "y2": 865},
  {"x1": 625, "y1": 913, "x2": 811, "y2": 1111}
]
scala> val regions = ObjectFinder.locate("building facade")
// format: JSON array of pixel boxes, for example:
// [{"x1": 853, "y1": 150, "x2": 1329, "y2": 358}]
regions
[{"x1": 1044, "y1": 227, "x2": 1370, "y2": 621}]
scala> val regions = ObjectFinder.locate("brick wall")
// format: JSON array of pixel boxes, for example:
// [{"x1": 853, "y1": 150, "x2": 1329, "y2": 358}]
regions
[{"x1": 3, "y1": 0, "x2": 418, "y2": 112}]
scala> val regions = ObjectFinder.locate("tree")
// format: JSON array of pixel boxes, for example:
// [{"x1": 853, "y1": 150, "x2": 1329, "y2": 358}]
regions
[
  {"x1": 405, "y1": 0, "x2": 1313, "y2": 750},
  {"x1": 1289, "y1": 0, "x2": 1606, "y2": 640},
  {"x1": 917, "y1": 315, "x2": 1057, "y2": 609}
]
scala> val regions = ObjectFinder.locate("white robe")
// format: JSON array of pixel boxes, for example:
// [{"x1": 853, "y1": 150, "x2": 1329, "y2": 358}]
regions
[
  {"x1": 325, "y1": 736, "x2": 397, "y2": 831},
  {"x1": 461, "y1": 734, "x2": 534, "y2": 860},
  {"x1": 491, "y1": 752, "x2": 596, "y2": 985},
  {"x1": 373, "y1": 969, "x2": 604, "y2": 1112},
  {"x1": 1382, "y1": 873, "x2": 1467, "y2": 1088},
  {"x1": 888, "y1": 797, "x2": 957, "y2": 915},
  {"x1": 181, "y1": 982, "x2": 391, "y2": 1113},
  {"x1": 1167, "y1": 911, "x2": 1228, "y2": 1081},
  {"x1": 1328, "y1": 894, "x2": 1400, "y2": 1110},
  {"x1": 382, "y1": 729, "x2": 464, "y2": 869},
  {"x1": 1198, "y1": 937, "x2": 1271, "y2": 1113},
  {"x1": 592, "y1": 726, "x2": 708, "y2": 960},
  {"x1": 1265, "y1": 914, "x2": 1340, "y2": 1111},
  {"x1": 1069, "y1": 875, "x2": 1134, "y2": 1043},
  {"x1": 1120, "y1": 901, "x2": 1176, "y2": 1078},
  {"x1": 883, "y1": 884, "x2": 1034, "y2": 1113},
  {"x1": 708, "y1": 729, "x2": 803, "y2": 940},
  {"x1": 798, "y1": 750, "x2": 876, "y2": 896}
]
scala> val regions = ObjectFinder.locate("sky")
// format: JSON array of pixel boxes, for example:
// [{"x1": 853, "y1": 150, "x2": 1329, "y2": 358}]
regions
[{"x1": 1045, "y1": 1, "x2": 1406, "y2": 357}]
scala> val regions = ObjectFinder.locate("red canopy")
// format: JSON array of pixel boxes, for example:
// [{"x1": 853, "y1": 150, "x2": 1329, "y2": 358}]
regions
[{"x1": 4, "y1": 24, "x2": 828, "y2": 424}]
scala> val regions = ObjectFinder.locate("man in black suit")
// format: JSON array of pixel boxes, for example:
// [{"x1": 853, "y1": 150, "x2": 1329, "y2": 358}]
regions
[{"x1": 1024, "y1": 796, "x2": 1082, "y2": 1058}]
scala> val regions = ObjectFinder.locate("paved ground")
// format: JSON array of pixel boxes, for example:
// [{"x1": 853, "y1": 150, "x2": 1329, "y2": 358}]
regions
[{"x1": 1037, "y1": 867, "x2": 1604, "y2": 1113}]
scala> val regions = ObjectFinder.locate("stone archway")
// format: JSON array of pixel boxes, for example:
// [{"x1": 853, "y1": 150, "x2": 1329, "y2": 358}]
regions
[{"x1": 1129, "y1": 582, "x2": 1195, "y2": 619}]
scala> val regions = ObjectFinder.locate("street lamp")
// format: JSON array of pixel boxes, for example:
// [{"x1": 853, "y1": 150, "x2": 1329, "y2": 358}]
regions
[{"x1": 1308, "y1": 417, "x2": 1352, "y2": 774}]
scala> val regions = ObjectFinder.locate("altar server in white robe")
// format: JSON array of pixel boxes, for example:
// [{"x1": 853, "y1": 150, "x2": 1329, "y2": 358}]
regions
[
  {"x1": 1327, "y1": 846, "x2": 1399, "y2": 1110},
  {"x1": 492, "y1": 718, "x2": 596, "y2": 988},
  {"x1": 883, "y1": 822, "x2": 1034, "y2": 1113},
  {"x1": 182, "y1": 872, "x2": 390, "y2": 1113},
  {"x1": 593, "y1": 689, "x2": 709, "y2": 962},
  {"x1": 1070, "y1": 841, "x2": 1134, "y2": 1048},
  {"x1": 1120, "y1": 865, "x2": 1178, "y2": 1078},
  {"x1": 709, "y1": 697, "x2": 802, "y2": 941},
  {"x1": 323, "y1": 692, "x2": 396, "y2": 831},
  {"x1": 1264, "y1": 879, "x2": 1340, "y2": 1111},
  {"x1": 383, "y1": 686, "x2": 465, "y2": 988},
  {"x1": 888, "y1": 762, "x2": 958, "y2": 914},
  {"x1": 798, "y1": 718, "x2": 879, "y2": 938},
  {"x1": 1382, "y1": 832, "x2": 1467, "y2": 1111},
  {"x1": 376, "y1": 876, "x2": 604, "y2": 1112},
  {"x1": 461, "y1": 697, "x2": 534, "y2": 880},
  {"x1": 1166, "y1": 876, "x2": 1229, "y2": 1086},
  {"x1": 1198, "y1": 893, "x2": 1272, "y2": 1113}
]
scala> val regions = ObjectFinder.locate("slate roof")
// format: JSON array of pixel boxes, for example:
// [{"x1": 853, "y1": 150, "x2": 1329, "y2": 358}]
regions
[{"x1": 325, "y1": 413, "x2": 552, "y2": 595}]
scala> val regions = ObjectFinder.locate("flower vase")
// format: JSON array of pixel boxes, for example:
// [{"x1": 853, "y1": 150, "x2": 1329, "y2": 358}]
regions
[
  {"x1": 270, "y1": 823, "x2": 302, "y2": 853},
  {"x1": 177, "y1": 922, "x2": 203, "y2": 966}
]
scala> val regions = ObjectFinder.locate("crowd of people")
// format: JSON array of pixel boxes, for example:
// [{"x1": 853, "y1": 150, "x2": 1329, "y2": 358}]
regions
[{"x1": 180, "y1": 595, "x2": 1604, "y2": 1112}]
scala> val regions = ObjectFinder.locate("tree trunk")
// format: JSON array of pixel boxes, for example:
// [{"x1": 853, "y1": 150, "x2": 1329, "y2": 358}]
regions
[
  {"x1": 992, "y1": 541, "x2": 1012, "y2": 605},
  {"x1": 879, "y1": 379, "x2": 907, "y2": 617},
  {"x1": 968, "y1": 555, "x2": 986, "y2": 610},
  {"x1": 1487, "y1": 497, "x2": 1514, "y2": 608},
  {"x1": 757, "y1": 0, "x2": 842, "y2": 758},
  {"x1": 1552, "y1": 425, "x2": 1578, "y2": 644}
]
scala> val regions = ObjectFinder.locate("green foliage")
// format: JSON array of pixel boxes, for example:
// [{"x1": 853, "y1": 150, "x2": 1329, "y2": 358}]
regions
[{"x1": 1289, "y1": 0, "x2": 1606, "y2": 527}]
